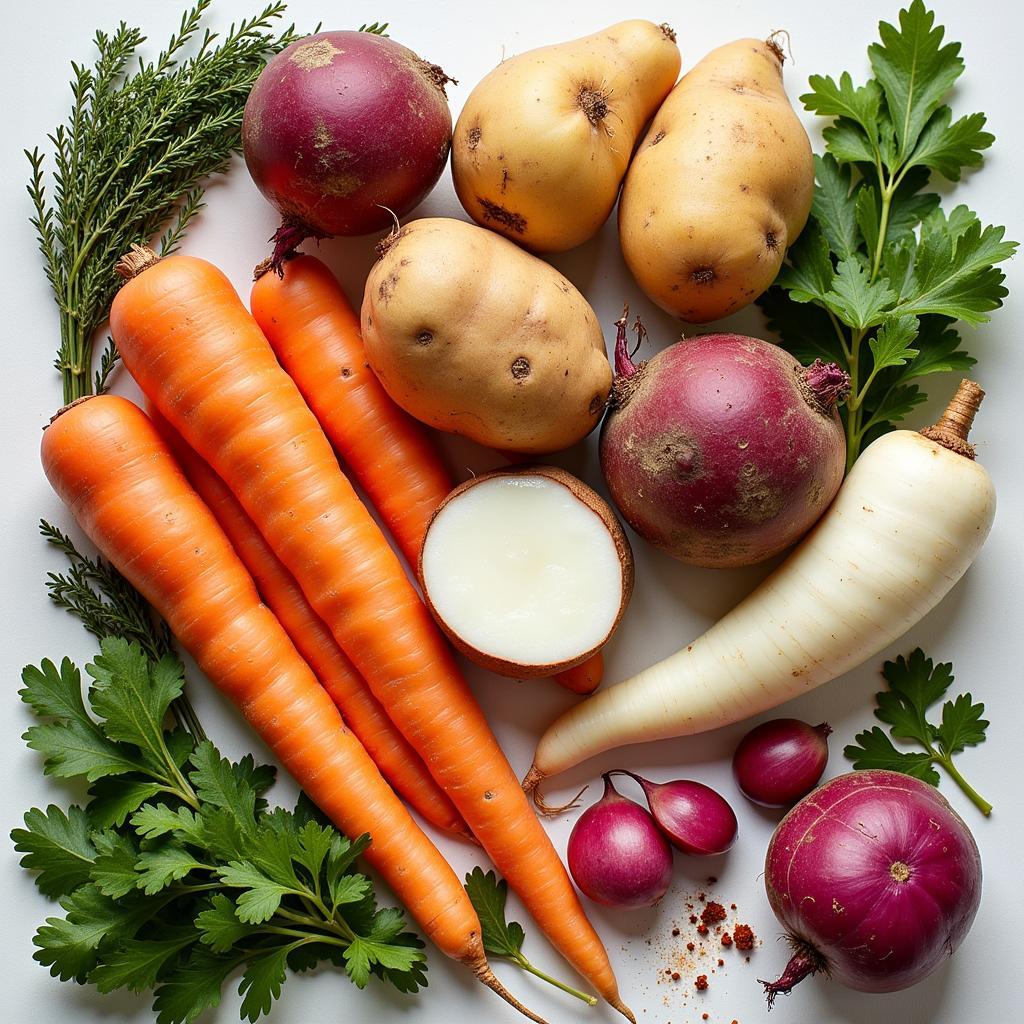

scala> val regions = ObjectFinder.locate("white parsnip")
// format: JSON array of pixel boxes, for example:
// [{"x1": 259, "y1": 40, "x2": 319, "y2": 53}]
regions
[{"x1": 526, "y1": 382, "x2": 996, "y2": 794}]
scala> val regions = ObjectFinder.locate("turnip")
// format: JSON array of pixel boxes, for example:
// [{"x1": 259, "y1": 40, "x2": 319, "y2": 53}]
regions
[
  {"x1": 242, "y1": 30, "x2": 454, "y2": 267},
  {"x1": 419, "y1": 466, "x2": 633, "y2": 678},
  {"x1": 761, "y1": 770, "x2": 981, "y2": 1002},
  {"x1": 526, "y1": 381, "x2": 996, "y2": 795},
  {"x1": 600, "y1": 315, "x2": 849, "y2": 567}
]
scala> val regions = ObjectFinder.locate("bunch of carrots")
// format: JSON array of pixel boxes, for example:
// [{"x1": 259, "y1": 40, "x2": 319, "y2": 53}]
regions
[{"x1": 41, "y1": 249, "x2": 630, "y2": 1021}]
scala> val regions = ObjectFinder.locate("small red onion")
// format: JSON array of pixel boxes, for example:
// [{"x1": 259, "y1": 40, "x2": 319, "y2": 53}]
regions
[
  {"x1": 612, "y1": 770, "x2": 737, "y2": 856},
  {"x1": 567, "y1": 773, "x2": 673, "y2": 909},
  {"x1": 762, "y1": 770, "x2": 981, "y2": 1004},
  {"x1": 732, "y1": 718, "x2": 831, "y2": 807}
]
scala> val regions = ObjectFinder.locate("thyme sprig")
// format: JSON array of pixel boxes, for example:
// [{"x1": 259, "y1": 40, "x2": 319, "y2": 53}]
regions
[{"x1": 28, "y1": 0, "x2": 300, "y2": 405}]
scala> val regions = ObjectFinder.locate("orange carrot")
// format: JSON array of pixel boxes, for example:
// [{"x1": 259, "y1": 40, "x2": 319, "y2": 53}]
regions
[
  {"x1": 40, "y1": 395, "x2": 538, "y2": 1019},
  {"x1": 553, "y1": 652, "x2": 604, "y2": 695},
  {"x1": 110, "y1": 247, "x2": 631, "y2": 1021},
  {"x1": 251, "y1": 254, "x2": 453, "y2": 568},
  {"x1": 146, "y1": 403, "x2": 471, "y2": 842}
]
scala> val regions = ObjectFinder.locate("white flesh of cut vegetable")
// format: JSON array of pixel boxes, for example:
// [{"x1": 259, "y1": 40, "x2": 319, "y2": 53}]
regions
[
  {"x1": 529, "y1": 426, "x2": 996, "y2": 785},
  {"x1": 421, "y1": 474, "x2": 627, "y2": 672}
]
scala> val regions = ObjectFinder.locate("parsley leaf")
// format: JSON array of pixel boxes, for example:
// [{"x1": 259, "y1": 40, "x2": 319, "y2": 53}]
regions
[
  {"x1": 844, "y1": 647, "x2": 991, "y2": 814},
  {"x1": 12, "y1": 805, "x2": 97, "y2": 898},
  {"x1": 762, "y1": 1, "x2": 1016, "y2": 467},
  {"x1": 465, "y1": 867, "x2": 597, "y2": 1006}
]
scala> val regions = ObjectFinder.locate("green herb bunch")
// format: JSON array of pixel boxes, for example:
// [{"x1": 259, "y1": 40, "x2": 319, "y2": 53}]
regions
[
  {"x1": 13, "y1": 638, "x2": 426, "y2": 1024},
  {"x1": 29, "y1": 0, "x2": 300, "y2": 404},
  {"x1": 760, "y1": 0, "x2": 1017, "y2": 467},
  {"x1": 845, "y1": 647, "x2": 991, "y2": 815}
]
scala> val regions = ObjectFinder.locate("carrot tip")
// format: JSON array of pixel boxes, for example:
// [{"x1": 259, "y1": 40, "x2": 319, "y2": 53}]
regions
[
  {"x1": 609, "y1": 996, "x2": 637, "y2": 1023},
  {"x1": 474, "y1": 962, "x2": 550, "y2": 1024}
]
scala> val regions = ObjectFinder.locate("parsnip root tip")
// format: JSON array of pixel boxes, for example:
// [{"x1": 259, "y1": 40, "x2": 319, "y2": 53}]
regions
[
  {"x1": 532, "y1": 782, "x2": 588, "y2": 818},
  {"x1": 474, "y1": 962, "x2": 550, "y2": 1024}
]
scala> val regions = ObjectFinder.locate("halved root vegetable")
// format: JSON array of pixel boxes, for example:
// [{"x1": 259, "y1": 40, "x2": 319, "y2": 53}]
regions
[
  {"x1": 526, "y1": 381, "x2": 996, "y2": 794},
  {"x1": 420, "y1": 467, "x2": 633, "y2": 679}
]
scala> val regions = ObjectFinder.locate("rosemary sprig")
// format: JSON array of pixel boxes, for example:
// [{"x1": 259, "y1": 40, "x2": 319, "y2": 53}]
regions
[{"x1": 28, "y1": 0, "x2": 300, "y2": 405}]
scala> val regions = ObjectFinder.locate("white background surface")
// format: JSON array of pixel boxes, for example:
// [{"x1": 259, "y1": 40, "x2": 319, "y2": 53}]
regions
[{"x1": 3, "y1": 2, "x2": 1022, "y2": 1023}]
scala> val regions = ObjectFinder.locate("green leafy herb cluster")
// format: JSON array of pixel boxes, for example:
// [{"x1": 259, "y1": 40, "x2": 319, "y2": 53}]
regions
[
  {"x1": 845, "y1": 647, "x2": 990, "y2": 815},
  {"x1": 13, "y1": 638, "x2": 426, "y2": 1024},
  {"x1": 760, "y1": 0, "x2": 1017, "y2": 467},
  {"x1": 29, "y1": 0, "x2": 301, "y2": 404}
]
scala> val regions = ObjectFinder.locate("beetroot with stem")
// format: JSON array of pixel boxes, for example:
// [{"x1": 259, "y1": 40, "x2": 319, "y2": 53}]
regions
[
  {"x1": 599, "y1": 314, "x2": 849, "y2": 568},
  {"x1": 761, "y1": 770, "x2": 981, "y2": 1005},
  {"x1": 243, "y1": 31, "x2": 454, "y2": 267}
]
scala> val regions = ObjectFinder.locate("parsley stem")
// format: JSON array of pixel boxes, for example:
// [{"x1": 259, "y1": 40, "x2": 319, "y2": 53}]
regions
[
  {"x1": 507, "y1": 953, "x2": 598, "y2": 1006},
  {"x1": 937, "y1": 756, "x2": 992, "y2": 816}
]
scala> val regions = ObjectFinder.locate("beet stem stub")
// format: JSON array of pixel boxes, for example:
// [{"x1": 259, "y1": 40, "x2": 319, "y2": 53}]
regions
[
  {"x1": 801, "y1": 359, "x2": 850, "y2": 411},
  {"x1": 759, "y1": 946, "x2": 827, "y2": 1009},
  {"x1": 269, "y1": 220, "x2": 328, "y2": 275},
  {"x1": 613, "y1": 306, "x2": 637, "y2": 377}
]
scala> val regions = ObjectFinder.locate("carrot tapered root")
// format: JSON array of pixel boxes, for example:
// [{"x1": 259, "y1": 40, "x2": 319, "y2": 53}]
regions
[{"x1": 473, "y1": 961, "x2": 551, "y2": 1024}]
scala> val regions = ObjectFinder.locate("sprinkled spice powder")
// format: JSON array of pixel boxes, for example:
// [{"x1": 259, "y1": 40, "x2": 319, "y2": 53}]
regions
[
  {"x1": 733, "y1": 924, "x2": 755, "y2": 951},
  {"x1": 700, "y1": 901, "x2": 727, "y2": 926}
]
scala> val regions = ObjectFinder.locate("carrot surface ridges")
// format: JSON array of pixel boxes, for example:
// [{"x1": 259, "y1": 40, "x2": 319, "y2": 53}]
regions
[
  {"x1": 40, "y1": 396, "x2": 483, "y2": 969},
  {"x1": 251, "y1": 253, "x2": 454, "y2": 569},
  {"x1": 110, "y1": 250, "x2": 629, "y2": 1018},
  {"x1": 147, "y1": 404, "x2": 472, "y2": 842}
]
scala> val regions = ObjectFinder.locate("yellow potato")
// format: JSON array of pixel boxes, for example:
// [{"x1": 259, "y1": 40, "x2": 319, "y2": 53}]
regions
[
  {"x1": 361, "y1": 218, "x2": 611, "y2": 454},
  {"x1": 452, "y1": 20, "x2": 681, "y2": 253},
  {"x1": 619, "y1": 38, "x2": 814, "y2": 323}
]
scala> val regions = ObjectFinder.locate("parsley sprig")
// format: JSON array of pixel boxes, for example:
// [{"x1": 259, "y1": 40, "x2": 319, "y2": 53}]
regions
[
  {"x1": 845, "y1": 648, "x2": 991, "y2": 815},
  {"x1": 760, "y1": 1, "x2": 1017, "y2": 467},
  {"x1": 465, "y1": 868, "x2": 597, "y2": 1006},
  {"x1": 13, "y1": 638, "x2": 426, "y2": 1023}
]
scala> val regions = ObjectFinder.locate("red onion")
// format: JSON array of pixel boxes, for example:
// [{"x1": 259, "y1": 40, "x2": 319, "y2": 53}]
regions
[
  {"x1": 611, "y1": 770, "x2": 737, "y2": 856},
  {"x1": 762, "y1": 770, "x2": 981, "y2": 1005},
  {"x1": 732, "y1": 719, "x2": 831, "y2": 807},
  {"x1": 567, "y1": 774, "x2": 673, "y2": 909}
]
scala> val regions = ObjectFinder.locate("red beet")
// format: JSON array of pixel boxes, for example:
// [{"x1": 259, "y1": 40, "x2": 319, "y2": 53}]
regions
[
  {"x1": 243, "y1": 31, "x2": 454, "y2": 265},
  {"x1": 599, "y1": 320, "x2": 849, "y2": 567},
  {"x1": 762, "y1": 771, "x2": 981, "y2": 1003}
]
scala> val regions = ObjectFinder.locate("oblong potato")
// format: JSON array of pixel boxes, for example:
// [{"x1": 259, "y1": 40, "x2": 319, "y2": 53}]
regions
[
  {"x1": 452, "y1": 20, "x2": 681, "y2": 253},
  {"x1": 361, "y1": 218, "x2": 611, "y2": 454},
  {"x1": 619, "y1": 38, "x2": 814, "y2": 323}
]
